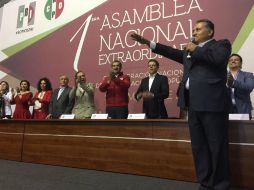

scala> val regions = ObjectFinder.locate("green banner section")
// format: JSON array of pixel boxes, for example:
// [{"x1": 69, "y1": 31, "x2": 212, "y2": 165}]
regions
[
  {"x1": 232, "y1": 5, "x2": 254, "y2": 53},
  {"x1": 2, "y1": 26, "x2": 62, "y2": 57}
]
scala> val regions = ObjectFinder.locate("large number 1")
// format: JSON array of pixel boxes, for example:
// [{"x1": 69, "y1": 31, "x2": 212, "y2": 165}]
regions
[{"x1": 70, "y1": 14, "x2": 93, "y2": 71}]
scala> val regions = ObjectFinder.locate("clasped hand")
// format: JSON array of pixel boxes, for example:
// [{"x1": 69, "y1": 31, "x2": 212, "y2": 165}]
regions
[
  {"x1": 137, "y1": 91, "x2": 154, "y2": 99},
  {"x1": 227, "y1": 72, "x2": 234, "y2": 87}
]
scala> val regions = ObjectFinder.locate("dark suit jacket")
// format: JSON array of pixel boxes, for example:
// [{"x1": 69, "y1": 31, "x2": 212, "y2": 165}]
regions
[
  {"x1": 231, "y1": 70, "x2": 254, "y2": 114},
  {"x1": 153, "y1": 39, "x2": 231, "y2": 112},
  {"x1": 48, "y1": 86, "x2": 72, "y2": 118},
  {"x1": 135, "y1": 74, "x2": 169, "y2": 118}
]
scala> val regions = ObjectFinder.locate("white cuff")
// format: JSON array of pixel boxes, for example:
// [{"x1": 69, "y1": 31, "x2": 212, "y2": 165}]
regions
[{"x1": 150, "y1": 41, "x2": 156, "y2": 50}]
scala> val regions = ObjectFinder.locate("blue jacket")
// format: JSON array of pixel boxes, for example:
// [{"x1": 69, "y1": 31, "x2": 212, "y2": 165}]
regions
[{"x1": 231, "y1": 70, "x2": 254, "y2": 114}]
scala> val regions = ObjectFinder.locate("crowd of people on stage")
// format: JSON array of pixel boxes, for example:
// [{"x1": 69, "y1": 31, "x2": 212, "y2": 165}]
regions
[
  {"x1": 0, "y1": 53, "x2": 253, "y2": 120},
  {"x1": 0, "y1": 21, "x2": 254, "y2": 121},
  {"x1": 0, "y1": 58, "x2": 169, "y2": 120}
]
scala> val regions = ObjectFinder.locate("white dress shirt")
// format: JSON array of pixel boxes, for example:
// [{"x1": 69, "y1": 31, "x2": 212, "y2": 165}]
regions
[
  {"x1": 149, "y1": 73, "x2": 157, "y2": 91},
  {"x1": 2, "y1": 91, "x2": 12, "y2": 116}
]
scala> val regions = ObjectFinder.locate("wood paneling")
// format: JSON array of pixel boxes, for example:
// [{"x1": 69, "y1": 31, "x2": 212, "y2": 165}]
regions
[
  {"x1": 24, "y1": 120, "x2": 153, "y2": 137},
  {"x1": 229, "y1": 121, "x2": 254, "y2": 143},
  {"x1": 229, "y1": 143, "x2": 254, "y2": 187},
  {"x1": 22, "y1": 135, "x2": 196, "y2": 182},
  {"x1": 152, "y1": 120, "x2": 190, "y2": 139},
  {"x1": 0, "y1": 119, "x2": 253, "y2": 188},
  {"x1": 0, "y1": 120, "x2": 24, "y2": 160}
]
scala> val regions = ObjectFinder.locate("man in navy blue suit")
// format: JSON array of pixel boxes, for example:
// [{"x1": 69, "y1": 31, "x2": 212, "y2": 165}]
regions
[
  {"x1": 131, "y1": 19, "x2": 231, "y2": 190},
  {"x1": 227, "y1": 53, "x2": 254, "y2": 117}
]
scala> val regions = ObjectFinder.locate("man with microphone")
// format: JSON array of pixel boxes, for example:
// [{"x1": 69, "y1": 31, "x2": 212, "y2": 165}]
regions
[
  {"x1": 186, "y1": 37, "x2": 195, "y2": 59},
  {"x1": 131, "y1": 19, "x2": 231, "y2": 190},
  {"x1": 99, "y1": 60, "x2": 130, "y2": 119}
]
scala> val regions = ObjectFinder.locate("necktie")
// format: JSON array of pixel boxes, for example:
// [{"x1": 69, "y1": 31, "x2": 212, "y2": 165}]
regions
[{"x1": 57, "y1": 88, "x2": 64, "y2": 100}]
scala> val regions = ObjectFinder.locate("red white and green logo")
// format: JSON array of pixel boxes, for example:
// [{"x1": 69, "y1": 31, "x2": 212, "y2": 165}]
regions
[
  {"x1": 44, "y1": 0, "x2": 64, "y2": 20},
  {"x1": 16, "y1": 1, "x2": 36, "y2": 28}
]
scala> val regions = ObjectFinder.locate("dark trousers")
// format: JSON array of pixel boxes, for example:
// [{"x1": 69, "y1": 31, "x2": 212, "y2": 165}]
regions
[
  {"x1": 106, "y1": 106, "x2": 128, "y2": 119},
  {"x1": 188, "y1": 110, "x2": 230, "y2": 190}
]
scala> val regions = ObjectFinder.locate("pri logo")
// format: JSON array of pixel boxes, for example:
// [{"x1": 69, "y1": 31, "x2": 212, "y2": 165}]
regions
[
  {"x1": 17, "y1": 1, "x2": 36, "y2": 28},
  {"x1": 44, "y1": 0, "x2": 64, "y2": 20}
]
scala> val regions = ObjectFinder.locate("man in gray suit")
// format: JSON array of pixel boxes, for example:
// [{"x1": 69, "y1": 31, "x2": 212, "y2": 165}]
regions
[
  {"x1": 227, "y1": 53, "x2": 254, "y2": 116},
  {"x1": 131, "y1": 19, "x2": 231, "y2": 190},
  {"x1": 46, "y1": 75, "x2": 72, "y2": 119},
  {"x1": 70, "y1": 71, "x2": 95, "y2": 119}
]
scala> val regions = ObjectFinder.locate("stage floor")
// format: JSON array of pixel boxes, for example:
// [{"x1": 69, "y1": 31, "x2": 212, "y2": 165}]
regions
[{"x1": 0, "y1": 159, "x2": 249, "y2": 190}]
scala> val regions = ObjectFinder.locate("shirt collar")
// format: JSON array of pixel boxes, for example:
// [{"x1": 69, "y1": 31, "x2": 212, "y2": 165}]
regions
[
  {"x1": 198, "y1": 39, "x2": 213, "y2": 47},
  {"x1": 149, "y1": 73, "x2": 157, "y2": 78}
]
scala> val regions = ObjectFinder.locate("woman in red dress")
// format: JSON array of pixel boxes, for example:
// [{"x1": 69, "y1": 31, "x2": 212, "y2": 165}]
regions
[
  {"x1": 32, "y1": 77, "x2": 53, "y2": 119},
  {"x1": 11, "y1": 80, "x2": 33, "y2": 119}
]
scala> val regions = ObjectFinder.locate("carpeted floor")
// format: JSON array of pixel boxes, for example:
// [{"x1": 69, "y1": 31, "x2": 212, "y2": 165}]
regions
[{"x1": 0, "y1": 160, "x2": 250, "y2": 190}]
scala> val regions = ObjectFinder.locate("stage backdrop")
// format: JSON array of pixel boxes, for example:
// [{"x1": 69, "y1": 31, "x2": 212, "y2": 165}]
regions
[{"x1": 0, "y1": 0, "x2": 253, "y2": 117}]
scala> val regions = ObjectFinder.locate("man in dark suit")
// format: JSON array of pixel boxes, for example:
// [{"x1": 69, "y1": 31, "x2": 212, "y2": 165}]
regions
[
  {"x1": 135, "y1": 59, "x2": 169, "y2": 118},
  {"x1": 46, "y1": 75, "x2": 72, "y2": 119},
  {"x1": 227, "y1": 53, "x2": 254, "y2": 117},
  {"x1": 131, "y1": 19, "x2": 231, "y2": 190}
]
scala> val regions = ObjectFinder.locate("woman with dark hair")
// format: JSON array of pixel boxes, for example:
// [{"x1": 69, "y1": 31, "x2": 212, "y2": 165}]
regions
[
  {"x1": 11, "y1": 80, "x2": 33, "y2": 119},
  {"x1": 32, "y1": 77, "x2": 53, "y2": 119},
  {"x1": 0, "y1": 81, "x2": 13, "y2": 119}
]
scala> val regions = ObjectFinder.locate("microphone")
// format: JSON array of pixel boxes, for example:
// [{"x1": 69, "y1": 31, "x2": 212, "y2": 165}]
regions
[{"x1": 187, "y1": 37, "x2": 195, "y2": 59}]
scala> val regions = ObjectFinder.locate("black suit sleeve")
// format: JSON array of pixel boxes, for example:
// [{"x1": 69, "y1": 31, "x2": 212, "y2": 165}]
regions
[
  {"x1": 64, "y1": 87, "x2": 74, "y2": 114},
  {"x1": 153, "y1": 43, "x2": 184, "y2": 64},
  {"x1": 134, "y1": 79, "x2": 145, "y2": 101}
]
